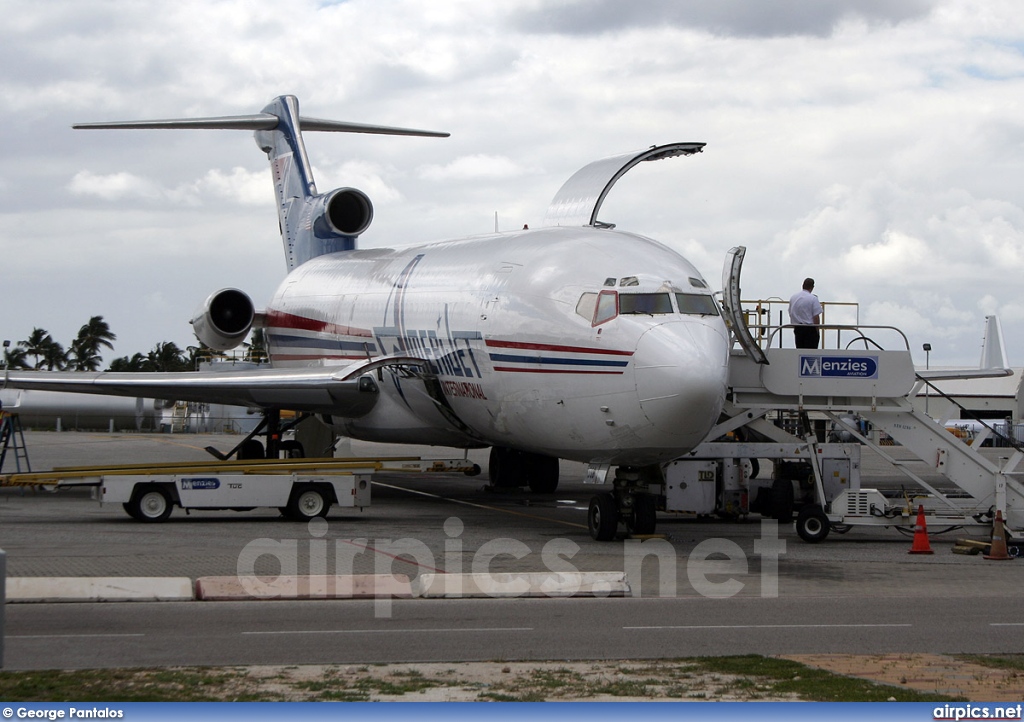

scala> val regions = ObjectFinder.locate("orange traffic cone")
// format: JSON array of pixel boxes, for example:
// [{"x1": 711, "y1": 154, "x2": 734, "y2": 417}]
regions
[
  {"x1": 908, "y1": 505, "x2": 934, "y2": 555},
  {"x1": 984, "y1": 510, "x2": 1012, "y2": 561}
]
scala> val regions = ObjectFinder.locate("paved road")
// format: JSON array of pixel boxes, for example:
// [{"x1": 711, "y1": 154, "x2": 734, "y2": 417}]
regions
[
  {"x1": 6, "y1": 592, "x2": 1024, "y2": 670},
  {"x1": 1, "y1": 432, "x2": 1022, "y2": 670}
]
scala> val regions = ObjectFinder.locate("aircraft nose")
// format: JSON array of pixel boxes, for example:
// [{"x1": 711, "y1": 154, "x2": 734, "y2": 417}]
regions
[{"x1": 634, "y1": 320, "x2": 730, "y2": 445}]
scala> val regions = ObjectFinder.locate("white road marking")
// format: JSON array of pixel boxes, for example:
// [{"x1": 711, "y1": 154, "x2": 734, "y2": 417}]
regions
[
  {"x1": 243, "y1": 627, "x2": 533, "y2": 635},
  {"x1": 623, "y1": 623, "x2": 913, "y2": 630}
]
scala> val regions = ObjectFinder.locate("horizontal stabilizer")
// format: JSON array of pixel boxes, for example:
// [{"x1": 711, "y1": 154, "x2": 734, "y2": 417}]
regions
[
  {"x1": 301, "y1": 116, "x2": 449, "y2": 137},
  {"x1": 74, "y1": 115, "x2": 449, "y2": 137}
]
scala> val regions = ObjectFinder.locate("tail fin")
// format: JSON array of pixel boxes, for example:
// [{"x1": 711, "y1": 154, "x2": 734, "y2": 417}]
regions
[
  {"x1": 74, "y1": 94, "x2": 448, "y2": 270},
  {"x1": 979, "y1": 314, "x2": 1009, "y2": 372},
  {"x1": 917, "y1": 314, "x2": 1013, "y2": 380}
]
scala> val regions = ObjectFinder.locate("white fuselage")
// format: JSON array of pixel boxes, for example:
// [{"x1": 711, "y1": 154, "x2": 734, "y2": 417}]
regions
[{"x1": 263, "y1": 226, "x2": 730, "y2": 466}]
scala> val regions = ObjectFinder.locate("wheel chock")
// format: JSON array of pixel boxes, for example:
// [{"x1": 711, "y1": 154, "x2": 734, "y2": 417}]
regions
[{"x1": 952, "y1": 539, "x2": 988, "y2": 556}]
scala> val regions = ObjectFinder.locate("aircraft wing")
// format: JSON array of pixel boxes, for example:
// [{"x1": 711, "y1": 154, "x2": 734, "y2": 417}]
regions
[{"x1": 1, "y1": 356, "x2": 426, "y2": 418}]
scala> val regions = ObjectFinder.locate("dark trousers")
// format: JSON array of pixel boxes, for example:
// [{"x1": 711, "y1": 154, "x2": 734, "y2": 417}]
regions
[{"x1": 794, "y1": 325, "x2": 819, "y2": 349}]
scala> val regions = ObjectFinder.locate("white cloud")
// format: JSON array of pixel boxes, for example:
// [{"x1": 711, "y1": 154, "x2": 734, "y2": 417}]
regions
[
  {"x1": 68, "y1": 170, "x2": 161, "y2": 201},
  {"x1": 418, "y1": 154, "x2": 529, "y2": 181},
  {"x1": 5, "y1": 0, "x2": 1024, "y2": 367},
  {"x1": 67, "y1": 167, "x2": 272, "y2": 207},
  {"x1": 843, "y1": 230, "x2": 931, "y2": 281},
  {"x1": 315, "y1": 160, "x2": 404, "y2": 205},
  {"x1": 195, "y1": 167, "x2": 273, "y2": 206}
]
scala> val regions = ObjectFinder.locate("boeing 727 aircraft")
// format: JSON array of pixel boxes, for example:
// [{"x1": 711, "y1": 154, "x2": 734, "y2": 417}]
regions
[{"x1": 3, "y1": 95, "x2": 731, "y2": 539}]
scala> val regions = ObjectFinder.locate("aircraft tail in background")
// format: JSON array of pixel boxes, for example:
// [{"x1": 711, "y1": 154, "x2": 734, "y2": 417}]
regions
[{"x1": 917, "y1": 315, "x2": 1013, "y2": 380}]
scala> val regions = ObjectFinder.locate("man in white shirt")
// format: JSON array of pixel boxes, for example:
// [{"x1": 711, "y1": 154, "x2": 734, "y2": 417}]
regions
[{"x1": 789, "y1": 278, "x2": 822, "y2": 349}]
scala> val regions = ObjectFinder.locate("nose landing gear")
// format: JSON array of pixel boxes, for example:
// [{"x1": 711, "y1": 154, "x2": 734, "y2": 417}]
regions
[{"x1": 587, "y1": 465, "x2": 662, "y2": 541}]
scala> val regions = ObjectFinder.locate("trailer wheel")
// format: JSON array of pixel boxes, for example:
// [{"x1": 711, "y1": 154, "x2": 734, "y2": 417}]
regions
[
  {"x1": 286, "y1": 486, "x2": 331, "y2": 521},
  {"x1": 796, "y1": 504, "x2": 830, "y2": 543},
  {"x1": 627, "y1": 493, "x2": 658, "y2": 535},
  {"x1": 127, "y1": 486, "x2": 173, "y2": 523},
  {"x1": 588, "y1": 492, "x2": 619, "y2": 541}
]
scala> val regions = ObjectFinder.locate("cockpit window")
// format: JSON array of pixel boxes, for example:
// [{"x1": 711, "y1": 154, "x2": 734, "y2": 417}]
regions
[
  {"x1": 619, "y1": 293, "x2": 673, "y2": 315},
  {"x1": 577, "y1": 290, "x2": 691, "y2": 326},
  {"x1": 576, "y1": 291, "x2": 619, "y2": 326},
  {"x1": 594, "y1": 290, "x2": 618, "y2": 325},
  {"x1": 675, "y1": 293, "x2": 720, "y2": 316},
  {"x1": 688, "y1": 277, "x2": 708, "y2": 289},
  {"x1": 575, "y1": 292, "x2": 598, "y2": 322}
]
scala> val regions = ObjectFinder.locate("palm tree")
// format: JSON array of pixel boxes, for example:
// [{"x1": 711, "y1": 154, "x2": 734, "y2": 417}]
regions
[
  {"x1": 144, "y1": 341, "x2": 190, "y2": 372},
  {"x1": 20, "y1": 328, "x2": 55, "y2": 369},
  {"x1": 40, "y1": 338, "x2": 67, "y2": 370},
  {"x1": 70, "y1": 316, "x2": 117, "y2": 371},
  {"x1": 3, "y1": 344, "x2": 30, "y2": 369},
  {"x1": 108, "y1": 353, "x2": 148, "y2": 372}
]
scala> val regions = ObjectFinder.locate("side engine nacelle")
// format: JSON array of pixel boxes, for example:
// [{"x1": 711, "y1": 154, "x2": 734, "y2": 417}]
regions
[
  {"x1": 190, "y1": 288, "x2": 255, "y2": 351},
  {"x1": 310, "y1": 187, "x2": 373, "y2": 238}
]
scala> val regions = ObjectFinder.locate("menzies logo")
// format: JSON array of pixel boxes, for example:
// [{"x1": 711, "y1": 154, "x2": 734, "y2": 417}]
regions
[
  {"x1": 800, "y1": 355, "x2": 879, "y2": 379},
  {"x1": 180, "y1": 477, "x2": 220, "y2": 490}
]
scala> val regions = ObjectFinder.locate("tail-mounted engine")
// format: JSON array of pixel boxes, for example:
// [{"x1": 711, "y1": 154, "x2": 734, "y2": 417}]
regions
[
  {"x1": 72, "y1": 95, "x2": 446, "y2": 271},
  {"x1": 190, "y1": 288, "x2": 255, "y2": 351},
  {"x1": 309, "y1": 187, "x2": 373, "y2": 238}
]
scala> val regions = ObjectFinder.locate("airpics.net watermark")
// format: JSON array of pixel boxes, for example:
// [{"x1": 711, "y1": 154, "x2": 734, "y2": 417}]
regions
[{"x1": 236, "y1": 517, "x2": 786, "y2": 617}]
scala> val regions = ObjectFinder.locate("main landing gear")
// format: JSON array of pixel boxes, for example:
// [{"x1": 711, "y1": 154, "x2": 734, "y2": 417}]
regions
[
  {"x1": 587, "y1": 466, "x2": 660, "y2": 541},
  {"x1": 487, "y1": 446, "x2": 560, "y2": 494},
  {"x1": 205, "y1": 409, "x2": 308, "y2": 461}
]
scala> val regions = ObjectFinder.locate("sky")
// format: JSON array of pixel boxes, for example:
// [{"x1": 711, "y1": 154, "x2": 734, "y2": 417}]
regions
[{"x1": 2, "y1": 0, "x2": 1024, "y2": 368}]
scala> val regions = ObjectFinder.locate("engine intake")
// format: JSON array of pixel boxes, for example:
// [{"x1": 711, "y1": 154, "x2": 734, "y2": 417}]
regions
[
  {"x1": 311, "y1": 187, "x2": 373, "y2": 238},
  {"x1": 191, "y1": 288, "x2": 255, "y2": 351}
]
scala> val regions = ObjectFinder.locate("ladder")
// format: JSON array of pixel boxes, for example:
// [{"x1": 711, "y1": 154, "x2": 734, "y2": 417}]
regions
[
  {"x1": 170, "y1": 401, "x2": 189, "y2": 433},
  {"x1": 0, "y1": 411, "x2": 32, "y2": 473}
]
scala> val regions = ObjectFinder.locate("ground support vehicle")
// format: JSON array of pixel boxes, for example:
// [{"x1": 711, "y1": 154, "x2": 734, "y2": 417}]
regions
[{"x1": 1, "y1": 456, "x2": 479, "y2": 522}]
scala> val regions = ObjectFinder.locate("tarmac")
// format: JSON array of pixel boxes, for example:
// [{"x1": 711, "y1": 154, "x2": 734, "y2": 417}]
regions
[{"x1": 0, "y1": 430, "x2": 1018, "y2": 604}]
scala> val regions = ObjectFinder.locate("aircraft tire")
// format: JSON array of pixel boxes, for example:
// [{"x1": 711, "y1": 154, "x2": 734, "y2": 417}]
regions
[
  {"x1": 487, "y1": 447, "x2": 504, "y2": 486},
  {"x1": 127, "y1": 486, "x2": 173, "y2": 523},
  {"x1": 588, "y1": 492, "x2": 619, "y2": 542},
  {"x1": 628, "y1": 493, "x2": 658, "y2": 535},
  {"x1": 488, "y1": 446, "x2": 524, "y2": 488},
  {"x1": 796, "y1": 504, "x2": 830, "y2": 543},
  {"x1": 526, "y1": 454, "x2": 559, "y2": 494},
  {"x1": 285, "y1": 485, "x2": 331, "y2": 521}
]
